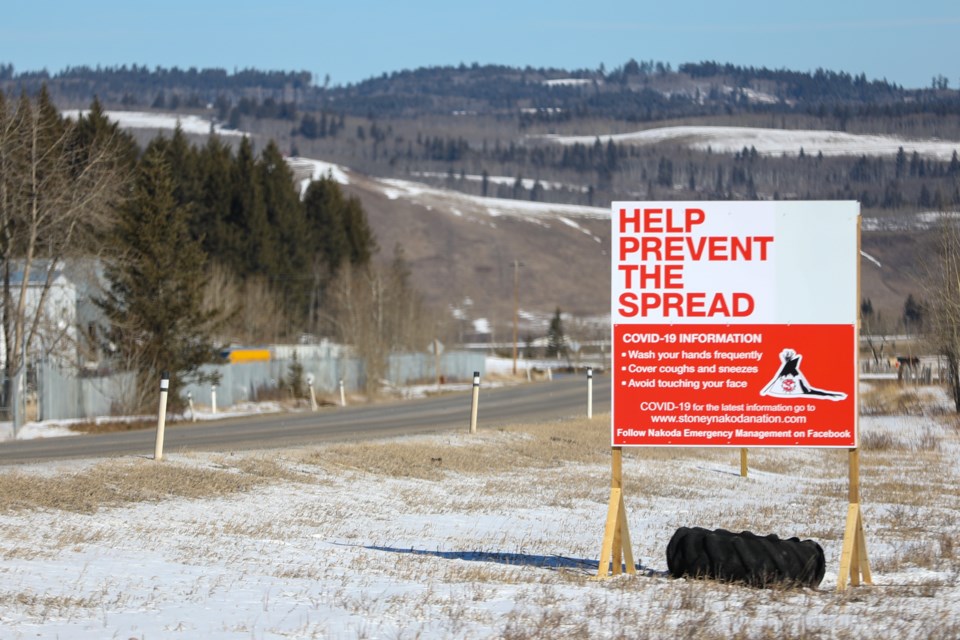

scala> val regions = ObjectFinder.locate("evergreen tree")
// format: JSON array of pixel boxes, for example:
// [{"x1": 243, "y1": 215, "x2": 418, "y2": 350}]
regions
[
  {"x1": 230, "y1": 137, "x2": 273, "y2": 276},
  {"x1": 165, "y1": 123, "x2": 200, "y2": 207},
  {"x1": 285, "y1": 350, "x2": 306, "y2": 400},
  {"x1": 302, "y1": 176, "x2": 376, "y2": 330},
  {"x1": 303, "y1": 176, "x2": 375, "y2": 271},
  {"x1": 98, "y1": 144, "x2": 221, "y2": 411},
  {"x1": 342, "y1": 194, "x2": 375, "y2": 266},
  {"x1": 546, "y1": 307, "x2": 567, "y2": 358},
  {"x1": 903, "y1": 294, "x2": 924, "y2": 333},
  {"x1": 258, "y1": 140, "x2": 309, "y2": 323},
  {"x1": 303, "y1": 177, "x2": 349, "y2": 272},
  {"x1": 72, "y1": 96, "x2": 138, "y2": 170},
  {"x1": 895, "y1": 147, "x2": 906, "y2": 178},
  {"x1": 657, "y1": 156, "x2": 674, "y2": 187},
  {"x1": 196, "y1": 135, "x2": 235, "y2": 262}
]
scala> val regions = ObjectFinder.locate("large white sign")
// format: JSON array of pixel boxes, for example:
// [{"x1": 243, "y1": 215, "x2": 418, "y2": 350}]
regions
[
  {"x1": 612, "y1": 201, "x2": 858, "y2": 324},
  {"x1": 611, "y1": 201, "x2": 860, "y2": 448}
]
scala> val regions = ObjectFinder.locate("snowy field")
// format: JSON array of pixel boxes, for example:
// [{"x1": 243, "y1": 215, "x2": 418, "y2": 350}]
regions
[
  {"x1": 0, "y1": 381, "x2": 957, "y2": 639},
  {"x1": 70, "y1": 110, "x2": 245, "y2": 137},
  {"x1": 541, "y1": 125, "x2": 960, "y2": 161},
  {"x1": 91, "y1": 109, "x2": 960, "y2": 162}
]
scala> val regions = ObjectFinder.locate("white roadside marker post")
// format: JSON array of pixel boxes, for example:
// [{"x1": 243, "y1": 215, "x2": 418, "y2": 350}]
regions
[
  {"x1": 469, "y1": 371, "x2": 480, "y2": 434},
  {"x1": 307, "y1": 374, "x2": 318, "y2": 411},
  {"x1": 587, "y1": 367, "x2": 594, "y2": 419},
  {"x1": 339, "y1": 379, "x2": 346, "y2": 407},
  {"x1": 211, "y1": 384, "x2": 217, "y2": 415},
  {"x1": 154, "y1": 373, "x2": 170, "y2": 461}
]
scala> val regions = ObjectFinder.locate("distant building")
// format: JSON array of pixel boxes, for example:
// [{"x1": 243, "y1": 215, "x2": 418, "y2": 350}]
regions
[{"x1": 0, "y1": 261, "x2": 102, "y2": 371}]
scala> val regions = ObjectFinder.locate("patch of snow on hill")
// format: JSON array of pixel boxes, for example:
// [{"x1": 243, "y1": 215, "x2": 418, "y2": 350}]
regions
[
  {"x1": 285, "y1": 156, "x2": 351, "y2": 196},
  {"x1": 862, "y1": 210, "x2": 960, "y2": 232},
  {"x1": 543, "y1": 78, "x2": 593, "y2": 87},
  {"x1": 541, "y1": 126, "x2": 960, "y2": 160},
  {"x1": 557, "y1": 216, "x2": 603, "y2": 243},
  {"x1": 72, "y1": 110, "x2": 245, "y2": 137},
  {"x1": 376, "y1": 177, "x2": 608, "y2": 222},
  {"x1": 411, "y1": 171, "x2": 586, "y2": 193}
]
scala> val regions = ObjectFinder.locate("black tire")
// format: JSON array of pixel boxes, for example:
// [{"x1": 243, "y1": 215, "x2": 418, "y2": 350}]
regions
[{"x1": 666, "y1": 527, "x2": 825, "y2": 588}]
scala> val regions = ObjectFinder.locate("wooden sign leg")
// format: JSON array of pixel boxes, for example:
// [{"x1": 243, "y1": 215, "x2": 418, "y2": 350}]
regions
[
  {"x1": 838, "y1": 448, "x2": 872, "y2": 591},
  {"x1": 596, "y1": 447, "x2": 636, "y2": 578}
]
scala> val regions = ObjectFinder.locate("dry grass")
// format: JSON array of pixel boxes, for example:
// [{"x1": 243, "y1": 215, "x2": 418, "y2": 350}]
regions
[
  {"x1": 861, "y1": 428, "x2": 941, "y2": 452},
  {"x1": 294, "y1": 416, "x2": 612, "y2": 480},
  {"x1": 859, "y1": 381, "x2": 940, "y2": 416},
  {"x1": 66, "y1": 418, "x2": 157, "y2": 434},
  {"x1": 0, "y1": 457, "x2": 270, "y2": 513},
  {"x1": 1, "y1": 394, "x2": 959, "y2": 639}
]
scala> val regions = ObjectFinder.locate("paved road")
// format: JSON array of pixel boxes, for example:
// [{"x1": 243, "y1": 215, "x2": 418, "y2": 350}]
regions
[{"x1": 0, "y1": 374, "x2": 611, "y2": 465}]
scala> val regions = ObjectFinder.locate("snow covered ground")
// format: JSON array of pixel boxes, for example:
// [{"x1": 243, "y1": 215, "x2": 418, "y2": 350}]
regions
[
  {"x1": 70, "y1": 109, "x2": 245, "y2": 137},
  {"x1": 0, "y1": 381, "x2": 957, "y2": 638},
  {"x1": 86, "y1": 108, "x2": 960, "y2": 167},
  {"x1": 541, "y1": 125, "x2": 960, "y2": 161}
]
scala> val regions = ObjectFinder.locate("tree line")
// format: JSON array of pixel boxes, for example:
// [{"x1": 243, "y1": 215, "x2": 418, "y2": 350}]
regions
[
  {"x1": 4, "y1": 59, "x2": 958, "y2": 124},
  {"x1": 1, "y1": 88, "x2": 429, "y2": 413},
  {"x1": 350, "y1": 126, "x2": 960, "y2": 213}
]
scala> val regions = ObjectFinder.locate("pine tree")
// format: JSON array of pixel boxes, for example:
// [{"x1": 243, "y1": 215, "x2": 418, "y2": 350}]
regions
[
  {"x1": 302, "y1": 176, "x2": 377, "y2": 331},
  {"x1": 165, "y1": 123, "x2": 199, "y2": 207},
  {"x1": 72, "y1": 96, "x2": 139, "y2": 170},
  {"x1": 196, "y1": 135, "x2": 235, "y2": 263},
  {"x1": 903, "y1": 294, "x2": 924, "y2": 333},
  {"x1": 98, "y1": 143, "x2": 221, "y2": 411},
  {"x1": 258, "y1": 140, "x2": 309, "y2": 323},
  {"x1": 303, "y1": 177, "x2": 349, "y2": 272},
  {"x1": 230, "y1": 137, "x2": 273, "y2": 277},
  {"x1": 546, "y1": 307, "x2": 567, "y2": 358},
  {"x1": 342, "y1": 194, "x2": 375, "y2": 266},
  {"x1": 303, "y1": 176, "x2": 375, "y2": 271}
]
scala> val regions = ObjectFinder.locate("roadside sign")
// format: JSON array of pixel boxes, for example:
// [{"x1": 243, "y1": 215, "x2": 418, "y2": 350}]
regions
[{"x1": 611, "y1": 201, "x2": 858, "y2": 447}]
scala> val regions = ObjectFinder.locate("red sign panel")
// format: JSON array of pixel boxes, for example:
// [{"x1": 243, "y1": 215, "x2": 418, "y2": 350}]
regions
[{"x1": 613, "y1": 324, "x2": 856, "y2": 446}]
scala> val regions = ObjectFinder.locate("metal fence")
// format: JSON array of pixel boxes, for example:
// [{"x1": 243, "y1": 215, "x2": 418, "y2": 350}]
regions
[{"x1": 33, "y1": 351, "x2": 486, "y2": 421}]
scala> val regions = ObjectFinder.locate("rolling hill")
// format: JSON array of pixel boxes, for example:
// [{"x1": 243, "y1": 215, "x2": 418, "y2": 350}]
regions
[{"x1": 75, "y1": 109, "x2": 951, "y2": 341}]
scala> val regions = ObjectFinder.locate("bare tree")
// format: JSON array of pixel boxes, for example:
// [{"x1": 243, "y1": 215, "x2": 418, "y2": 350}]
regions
[
  {"x1": 200, "y1": 263, "x2": 290, "y2": 345},
  {"x1": 925, "y1": 217, "x2": 960, "y2": 411},
  {"x1": 0, "y1": 90, "x2": 129, "y2": 420},
  {"x1": 326, "y1": 262, "x2": 388, "y2": 396},
  {"x1": 238, "y1": 275, "x2": 290, "y2": 344},
  {"x1": 325, "y1": 249, "x2": 434, "y2": 396},
  {"x1": 860, "y1": 297, "x2": 892, "y2": 367}
]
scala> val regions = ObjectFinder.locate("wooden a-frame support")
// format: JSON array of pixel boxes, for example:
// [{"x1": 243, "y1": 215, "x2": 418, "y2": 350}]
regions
[
  {"x1": 596, "y1": 447, "x2": 636, "y2": 578},
  {"x1": 838, "y1": 447, "x2": 872, "y2": 591},
  {"x1": 838, "y1": 221, "x2": 872, "y2": 592}
]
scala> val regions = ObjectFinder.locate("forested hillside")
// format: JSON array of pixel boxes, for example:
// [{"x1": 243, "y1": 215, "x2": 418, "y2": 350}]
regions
[
  {"x1": 1, "y1": 91, "x2": 437, "y2": 409},
  {"x1": 3, "y1": 59, "x2": 958, "y2": 341},
  {"x1": 3, "y1": 59, "x2": 959, "y2": 216}
]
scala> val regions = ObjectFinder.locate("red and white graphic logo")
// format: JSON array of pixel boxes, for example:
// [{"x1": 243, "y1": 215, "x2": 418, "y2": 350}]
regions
[{"x1": 761, "y1": 348, "x2": 846, "y2": 401}]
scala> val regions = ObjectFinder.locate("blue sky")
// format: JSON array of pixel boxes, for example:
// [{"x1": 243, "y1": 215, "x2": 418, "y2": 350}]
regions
[{"x1": 2, "y1": 1, "x2": 958, "y2": 90}]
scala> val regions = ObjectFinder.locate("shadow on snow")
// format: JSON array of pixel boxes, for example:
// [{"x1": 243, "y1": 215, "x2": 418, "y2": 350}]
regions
[{"x1": 361, "y1": 544, "x2": 665, "y2": 576}]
